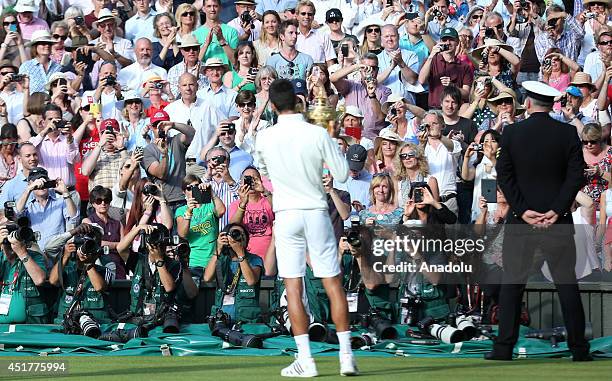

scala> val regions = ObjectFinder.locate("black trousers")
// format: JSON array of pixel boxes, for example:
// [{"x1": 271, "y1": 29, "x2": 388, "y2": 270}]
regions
[{"x1": 494, "y1": 229, "x2": 590, "y2": 356}]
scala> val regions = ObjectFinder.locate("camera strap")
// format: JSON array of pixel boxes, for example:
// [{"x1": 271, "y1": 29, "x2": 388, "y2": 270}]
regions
[
  {"x1": 343, "y1": 256, "x2": 361, "y2": 293},
  {"x1": 215, "y1": 255, "x2": 241, "y2": 296}
]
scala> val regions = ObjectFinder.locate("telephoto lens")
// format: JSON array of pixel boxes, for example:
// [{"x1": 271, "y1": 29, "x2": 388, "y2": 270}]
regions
[
  {"x1": 99, "y1": 326, "x2": 147, "y2": 343},
  {"x1": 162, "y1": 304, "x2": 180, "y2": 333},
  {"x1": 350, "y1": 333, "x2": 376, "y2": 349},
  {"x1": 79, "y1": 313, "x2": 101, "y2": 338},
  {"x1": 307, "y1": 322, "x2": 328, "y2": 342},
  {"x1": 455, "y1": 315, "x2": 478, "y2": 340},
  {"x1": 418, "y1": 316, "x2": 464, "y2": 344}
]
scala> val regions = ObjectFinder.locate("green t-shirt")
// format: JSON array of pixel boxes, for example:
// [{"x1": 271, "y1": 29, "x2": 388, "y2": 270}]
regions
[
  {"x1": 193, "y1": 24, "x2": 239, "y2": 66},
  {"x1": 175, "y1": 203, "x2": 218, "y2": 268},
  {"x1": 0, "y1": 251, "x2": 47, "y2": 323}
]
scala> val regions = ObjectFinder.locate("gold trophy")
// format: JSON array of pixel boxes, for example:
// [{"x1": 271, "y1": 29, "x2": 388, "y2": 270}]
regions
[{"x1": 307, "y1": 74, "x2": 337, "y2": 137}]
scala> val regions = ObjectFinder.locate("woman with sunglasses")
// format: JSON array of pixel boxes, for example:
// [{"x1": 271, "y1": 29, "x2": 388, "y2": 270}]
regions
[
  {"x1": 152, "y1": 13, "x2": 183, "y2": 71},
  {"x1": 395, "y1": 143, "x2": 439, "y2": 208},
  {"x1": 82, "y1": 185, "x2": 127, "y2": 278},
  {"x1": 254, "y1": 65, "x2": 278, "y2": 122},
  {"x1": 487, "y1": 88, "x2": 524, "y2": 132},
  {"x1": 233, "y1": 90, "x2": 268, "y2": 157},
  {"x1": 360, "y1": 172, "x2": 404, "y2": 226},
  {"x1": 46, "y1": 73, "x2": 77, "y2": 122},
  {"x1": 461, "y1": 129, "x2": 501, "y2": 222},
  {"x1": 254, "y1": 10, "x2": 281, "y2": 64},
  {"x1": 0, "y1": 124, "x2": 18, "y2": 189},
  {"x1": 49, "y1": 21, "x2": 69, "y2": 65},
  {"x1": 581, "y1": 123, "x2": 612, "y2": 214},
  {"x1": 223, "y1": 41, "x2": 259, "y2": 93},
  {"x1": 176, "y1": 174, "x2": 225, "y2": 272},
  {"x1": 174, "y1": 4, "x2": 199, "y2": 44},
  {"x1": 360, "y1": 23, "x2": 383, "y2": 56},
  {"x1": 120, "y1": 93, "x2": 152, "y2": 151},
  {"x1": 0, "y1": 11, "x2": 27, "y2": 67},
  {"x1": 465, "y1": 5, "x2": 485, "y2": 41},
  {"x1": 540, "y1": 48, "x2": 579, "y2": 95}
]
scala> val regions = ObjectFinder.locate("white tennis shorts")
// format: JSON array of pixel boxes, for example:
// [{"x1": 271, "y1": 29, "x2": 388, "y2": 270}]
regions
[{"x1": 274, "y1": 209, "x2": 341, "y2": 278}]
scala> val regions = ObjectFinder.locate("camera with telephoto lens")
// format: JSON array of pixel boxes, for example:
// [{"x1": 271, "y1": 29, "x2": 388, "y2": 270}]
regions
[
  {"x1": 360, "y1": 309, "x2": 398, "y2": 340},
  {"x1": 142, "y1": 183, "x2": 159, "y2": 196},
  {"x1": 99, "y1": 325, "x2": 147, "y2": 343},
  {"x1": 525, "y1": 322, "x2": 593, "y2": 348},
  {"x1": 73, "y1": 232, "x2": 102, "y2": 257},
  {"x1": 207, "y1": 309, "x2": 263, "y2": 348},
  {"x1": 451, "y1": 314, "x2": 478, "y2": 340},
  {"x1": 64, "y1": 311, "x2": 101, "y2": 338},
  {"x1": 350, "y1": 332, "x2": 377, "y2": 349},
  {"x1": 418, "y1": 316, "x2": 464, "y2": 344},
  {"x1": 4, "y1": 216, "x2": 36, "y2": 244},
  {"x1": 400, "y1": 296, "x2": 424, "y2": 326},
  {"x1": 105, "y1": 75, "x2": 116, "y2": 87},
  {"x1": 162, "y1": 303, "x2": 180, "y2": 333},
  {"x1": 344, "y1": 216, "x2": 361, "y2": 252}
]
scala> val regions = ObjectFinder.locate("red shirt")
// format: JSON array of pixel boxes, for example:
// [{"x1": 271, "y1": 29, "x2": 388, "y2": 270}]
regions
[
  {"x1": 75, "y1": 126, "x2": 100, "y2": 201},
  {"x1": 145, "y1": 102, "x2": 170, "y2": 118},
  {"x1": 427, "y1": 53, "x2": 474, "y2": 108}
]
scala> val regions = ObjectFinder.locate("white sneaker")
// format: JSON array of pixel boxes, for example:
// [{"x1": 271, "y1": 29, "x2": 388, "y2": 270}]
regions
[
  {"x1": 339, "y1": 353, "x2": 359, "y2": 376},
  {"x1": 281, "y1": 356, "x2": 318, "y2": 378}
]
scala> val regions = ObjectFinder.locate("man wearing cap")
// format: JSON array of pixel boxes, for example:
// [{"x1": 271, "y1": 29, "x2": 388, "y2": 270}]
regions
[
  {"x1": 550, "y1": 85, "x2": 593, "y2": 129},
  {"x1": 487, "y1": 80, "x2": 591, "y2": 362},
  {"x1": 418, "y1": 27, "x2": 473, "y2": 108},
  {"x1": 256, "y1": 79, "x2": 356, "y2": 377},
  {"x1": 194, "y1": 0, "x2": 239, "y2": 66},
  {"x1": 117, "y1": 38, "x2": 167, "y2": 92},
  {"x1": 14, "y1": 0, "x2": 48, "y2": 41},
  {"x1": 81, "y1": 118, "x2": 130, "y2": 190},
  {"x1": 377, "y1": 24, "x2": 419, "y2": 101},
  {"x1": 0, "y1": 61, "x2": 25, "y2": 124},
  {"x1": 228, "y1": 0, "x2": 263, "y2": 42},
  {"x1": 15, "y1": 166, "x2": 79, "y2": 260},
  {"x1": 535, "y1": 5, "x2": 585, "y2": 63},
  {"x1": 282, "y1": 1, "x2": 298, "y2": 20},
  {"x1": 325, "y1": 8, "x2": 358, "y2": 49},
  {"x1": 425, "y1": 0, "x2": 463, "y2": 41},
  {"x1": 141, "y1": 109, "x2": 196, "y2": 212},
  {"x1": 125, "y1": 0, "x2": 158, "y2": 43},
  {"x1": 167, "y1": 35, "x2": 208, "y2": 98},
  {"x1": 196, "y1": 58, "x2": 240, "y2": 119},
  {"x1": 295, "y1": 1, "x2": 337, "y2": 66},
  {"x1": 334, "y1": 144, "x2": 372, "y2": 228},
  {"x1": 90, "y1": 8, "x2": 135, "y2": 68},
  {"x1": 266, "y1": 19, "x2": 314, "y2": 79}
]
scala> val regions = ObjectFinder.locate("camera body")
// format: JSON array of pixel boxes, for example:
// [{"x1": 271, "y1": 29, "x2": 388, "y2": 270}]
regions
[
  {"x1": 10, "y1": 74, "x2": 24, "y2": 82},
  {"x1": 153, "y1": 81, "x2": 164, "y2": 90},
  {"x1": 5, "y1": 217, "x2": 36, "y2": 244},
  {"x1": 226, "y1": 123, "x2": 236, "y2": 135},
  {"x1": 248, "y1": 67, "x2": 258, "y2": 76},
  {"x1": 439, "y1": 44, "x2": 450, "y2": 52},
  {"x1": 481, "y1": 51, "x2": 489, "y2": 66},
  {"x1": 243, "y1": 175, "x2": 254, "y2": 187},
  {"x1": 484, "y1": 28, "x2": 495, "y2": 39},
  {"x1": 390, "y1": 107, "x2": 397, "y2": 116},
  {"x1": 519, "y1": 0, "x2": 528, "y2": 8},
  {"x1": 240, "y1": 11, "x2": 252, "y2": 24},
  {"x1": 40, "y1": 179, "x2": 58, "y2": 189},
  {"x1": 432, "y1": 9, "x2": 443, "y2": 19},
  {"x1": 142, "y1": 184, "x2": 159, "y2": 197},
  {"x1": 73, "y1": 233, "x2": 101, "y2": 257},
  {"x1": 585, "y1": 12, "x2": 596, "y2": 20},
  {"x1": 360, "y1": 309, "x2": 398, "y2": 340},
  {"x1": 212, "y1": 155, "x2": 227, "y2": 166},
  {"x1": 344, "y1": 216, "x2": 361, "y2": 252},
  {"x1": 74, "y1": 16, "x2": 85, "y2": 26},
  {"x1": 105, "y1": 75, "x2": 116, "y2": 87},
  {"x1": 559, "y1": 95, "x2": 568, "y2": 108},
  {"x1": 474, "y1": 143, "x2": 484, "y2": 151}
]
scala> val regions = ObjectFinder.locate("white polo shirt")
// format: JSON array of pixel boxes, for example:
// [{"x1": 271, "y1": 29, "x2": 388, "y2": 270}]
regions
[
  {"x1": 424, "y1": 139, "x2": 461, "y2": 196},
  {"x1": 296, "y1": 28, "x2": 337, "y2": 64}
]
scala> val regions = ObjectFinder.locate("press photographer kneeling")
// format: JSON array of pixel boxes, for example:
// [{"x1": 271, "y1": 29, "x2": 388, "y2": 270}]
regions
[
  {"x1": 204, "y1": 223, "x2": 263, "y2": 322},
  {"x1": 49, "y1": 225, "x2": 113, "y2": 335},
  {"x1": 117, "y1": 223, "x2": 182, "y2": 332},
  {"x1": 0, "y1": 221, "x2": 47, "y2": 324}
]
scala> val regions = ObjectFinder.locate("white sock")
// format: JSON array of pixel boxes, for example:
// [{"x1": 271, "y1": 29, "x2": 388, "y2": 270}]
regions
[
  {"x1": 336, "y1": 331, "x2": 353, "y2": 356},
  {"x1": 294, "y1": 334, "x2": 312, "y2": 360}
]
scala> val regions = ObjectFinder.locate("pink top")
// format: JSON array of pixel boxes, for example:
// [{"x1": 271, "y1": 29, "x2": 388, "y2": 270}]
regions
[
  {"x1": 228, "y1": 196, "x2": 274, "y2": 259},
  {"x1": 18, "y1": 17, "x2": 49, "y2": 41},
  {"x1": 29, "y1": 133, "x2": 80, "y2": 186}
]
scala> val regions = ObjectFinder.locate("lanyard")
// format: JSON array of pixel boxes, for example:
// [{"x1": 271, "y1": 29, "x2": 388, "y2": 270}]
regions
[
  {"x1": 0, "y1": 264, "x2": 20, "y2": 293},
  {"x1": 225, "y1": 266, "x2": 242, "y2": 296}
]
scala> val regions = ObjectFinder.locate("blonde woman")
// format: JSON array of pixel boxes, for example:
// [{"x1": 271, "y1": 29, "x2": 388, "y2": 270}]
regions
[
  {"x1": 359, "y1": 172, "x2": 404, "y2": 226},
  {"x1": 395, "y1": 143, "x2": 439, "y2": 207},
  {"x1": 253, "y1": 10, "x2": 281, "y2": 64},
  {"x1": 369, "y1": 130, "x2": 403, "y2": 176},
  {"x1": 175, "y1": 3, "x2": 199, "y2": 44}
]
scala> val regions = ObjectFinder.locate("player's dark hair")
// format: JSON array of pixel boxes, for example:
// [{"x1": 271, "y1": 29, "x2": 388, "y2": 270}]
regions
[{"x1": 269, "y1": 79, "x2": 296, "y2": 112}]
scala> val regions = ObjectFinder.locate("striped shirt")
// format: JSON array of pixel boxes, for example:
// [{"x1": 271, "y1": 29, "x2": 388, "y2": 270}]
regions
[
  {"x1": 204, "y1": 178, "x2": 239, "y2": 230},
  {"x1": 29, "y1": 133, "x2": 80, "y2": 187},
  {"x1": 535, "y1": 15, "x2": 585, "y2": 63}
]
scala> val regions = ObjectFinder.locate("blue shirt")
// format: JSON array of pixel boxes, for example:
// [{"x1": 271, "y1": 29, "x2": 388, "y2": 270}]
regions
[
  {"x1": 334, "y1": 170, "x2": 373, "y2": 228},
  {"x1": 0, "y1": 172, "x2": 31, "y2": 208},
  {"x1": 256, "y1": 0, "x2": 289, "y2": 15},
  {"x1": 18, "y1": 58, "x2": 62, "y2": 94},
  {"x1": 226, "y1": 145, "x2": 254, "y2": 182},
  {"x1": 265, "y1": 51, "x2": 314, "y2": 80},
  {"x1": 23, "y1": 193, "x2": 79, "y2": 253},
  {"x1": 120, "y1": 118, "x2": 154, "y2": 152}
]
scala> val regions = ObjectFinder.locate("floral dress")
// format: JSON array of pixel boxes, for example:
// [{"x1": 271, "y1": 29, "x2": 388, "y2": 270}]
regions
[
  {"x1": 359, "y1": 207, "x2": 404, "y2": 226},
  {"x1": 583, "y1": 146, "x2": 612, "y2": 209}
]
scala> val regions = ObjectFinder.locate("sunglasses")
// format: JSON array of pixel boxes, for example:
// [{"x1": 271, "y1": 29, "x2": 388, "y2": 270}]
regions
[
  {"x1": 599, "y1": 40, "x2": 612, "y2": 46},
  {"x1": 0, "y1": 71, "x2": 14, "y2": 76},
  {"x1": 238, "y1": 102, "x2": 255, "y2": 108},
  {"x1": 328, "y1": 19, "x2": 342, "y2": 24},
  {"x1": 219, "y1": 130, "x2": 235, "y2": 136},
  {"x1": 53, "y1": 34, "x2": 68, "y2": 40},
  {"x1": 286, "y1": 9, "x2": 296, "y2": 14},
  {"x1": 492, "y1": 23, "x2": 504, "y2": 30},
  {"x1": 94, "y1": 198, "x2": 111, "y2": 204},
  {"x1": 185, "y1": 183, "x2": 200, "y2": 191},
  {"x1": 81, "y1": 105, "x2": 90, "y2": 112},
  {"x1": 471, "y1": 15, "x2": 483, "y2": 20},
  {"x1": 3, "y1": 21, "x2": 17, "y2": 26},
  {"x1": 182, "y1": 46, "x2": 199, "y2": 52},
  {"x1": 582, "y1": 139, "x2": 599, "y2": 145},
  {"x1": 300, "y1": 12, "x2": 314, "y2": 17},
  {"x1": 182, "y1": 11, "x2": 196, "y2": 17},
  {"x1": 99, "y1": 23, "x2": 114, "y2": 29},
  {"x1": 366, "y1": 28, "x2": 380, "y2": 34},
  {"x1": 399, "y1": 152, "x2": 417, "y2": 160},
  {"x1": 125, "y1": 99, "x2": 141, "y2": 105},
  {"x1": 495, "y1": 98, "x2": 514, "y2": 105}
]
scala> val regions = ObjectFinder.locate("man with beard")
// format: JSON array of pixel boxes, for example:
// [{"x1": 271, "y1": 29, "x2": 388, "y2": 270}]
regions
[{"x1": 118, "y1": 38, "x2": 167, "y2": 92}]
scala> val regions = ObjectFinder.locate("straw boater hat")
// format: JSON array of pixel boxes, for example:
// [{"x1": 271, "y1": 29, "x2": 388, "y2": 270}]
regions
[
  {"x1": 45, "y1": 72, "x2": 70, "y2": 91},
  {"x1": 96, "y1": 8, "x2": 119, "y2": 24},
  {"x1": 374, "y1": 129, "x2": 404, "y2": 146},
  {"x1": 569, "y1": 72, "x2": 596, "y2": 91},
  {"x1": 471, "y1": 39, "x2": 514, "y2": 61},
  {"x1": 203, "y1": 57, "x2": 228, "y2": 70},
  {"x1": 26, "y1": 29, "x2": 56, "y2": 47},
  {"x1": 487, "y1": 88, "x2": 525, "y2": 116},
  {"x1": 584, "y1": 0, "x2": 610, "y2": 6},
  {"x1": 178, "y1": 34, "x2": 200, "y2": 49}
]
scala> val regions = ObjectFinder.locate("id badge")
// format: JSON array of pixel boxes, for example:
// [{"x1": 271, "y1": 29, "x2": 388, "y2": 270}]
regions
[
  {"x1": 222, "y1": 294, "x2": 235, "y2": 306},
  {"x1": 0, "y1": 293, "x2": 13, "y2": 315},
  {"x1": 346, "y1": 292, "x2": 358, "y2": 313},
  {"x1": 144, "y1": 302, "x2": 156, "y2": 316}
]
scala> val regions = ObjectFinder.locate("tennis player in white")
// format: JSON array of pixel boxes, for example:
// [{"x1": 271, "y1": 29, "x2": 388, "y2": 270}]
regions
[{"x1": 256, "y1": 79, "x2": 358, "y2": 377}]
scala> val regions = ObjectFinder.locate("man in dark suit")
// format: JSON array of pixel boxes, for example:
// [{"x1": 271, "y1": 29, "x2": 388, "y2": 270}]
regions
[{"x1": 486, "y1": 81, "x2": 592, "y2": 361}]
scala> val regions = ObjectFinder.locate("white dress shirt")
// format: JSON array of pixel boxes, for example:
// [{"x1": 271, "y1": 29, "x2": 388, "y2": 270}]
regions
[
  {"x1": 424, "y1": 139, "x2": 461, "y2": 196},
  {"x1": 117, "y1": 62, "x2": 167, "y2": 92}
]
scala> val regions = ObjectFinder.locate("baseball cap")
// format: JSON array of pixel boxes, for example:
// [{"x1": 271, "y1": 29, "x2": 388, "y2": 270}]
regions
[
  {"x1": 27, "y1": 167, "x2": 49, "y2": 182},
  {"x1": 284, "y1": 0, "x2": 297, "y2": 11},
  {"x1": 440, "y1": 27, "x2": 459, "y2": 40},
  {"x1": 326, "y1": 8, "x2": 342, "y2": 22},
  {"x1": 565, "y1": 86, "x2": 583, "y2": 98},
  {"x1": 150, "y1": 110, "x2": 170, "y2": 125},
  {"x1": 101, "y1": 118, "x2": 119, "y2": 132},
  {"x1": 346, "y1": 144, "x2": 367, "y2": 171},
  {"x1": 290, "y1": 78, "x2": 307, "y2": 97}
]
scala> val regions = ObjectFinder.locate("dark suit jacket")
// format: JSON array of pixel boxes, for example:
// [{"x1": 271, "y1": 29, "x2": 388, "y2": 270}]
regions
[{"x1": 495, "y1": 112, "x2": 586, "y2": 225}]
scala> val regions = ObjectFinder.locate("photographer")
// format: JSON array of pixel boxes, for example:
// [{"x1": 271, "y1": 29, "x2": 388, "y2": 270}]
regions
[
  {"x1": 0, "y1": 223, "x2": 48, "y2": 323},
  {"x1": 203, "y1": 223, "x2": 263, "y2": 322},
  {"x1": 49, "y1": 226, "x2": 113, "y2": 324},
  {"x1": 228, "y1": 0, "x2": 262, "y2": 42},
  {"x1": 534, "y1": 5, "x2": 585, "y2": 63},
  {"x1": 120, "y1": 223, "x2": 182, "y2": 321},
  {"x1": 176, "y1": 175, "x2": 225, "y2": 274},
  {"x1": 551, "y1": 86, "x2": 592, "y2": 131},
  {"x1": 15, "y1": 167, "x2": 79, "y2": 262}
]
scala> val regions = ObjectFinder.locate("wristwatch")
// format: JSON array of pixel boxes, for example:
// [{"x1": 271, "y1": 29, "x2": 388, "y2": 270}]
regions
[
  {"x1": 237, "y1": 256, "x2": 245, "y2": 262},
  {"x1": 21, "y1": 256, "x2": 29, "y2": 263},
  {"x1": 155, "y1": 260, "x2": 166, "y2": 267}
]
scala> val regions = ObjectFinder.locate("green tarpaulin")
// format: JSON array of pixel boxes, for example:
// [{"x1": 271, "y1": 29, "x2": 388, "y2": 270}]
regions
[{"x1": 0, "y1": 324, "x2": 610, "y2": 358}]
